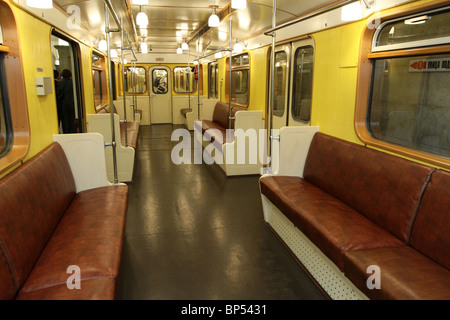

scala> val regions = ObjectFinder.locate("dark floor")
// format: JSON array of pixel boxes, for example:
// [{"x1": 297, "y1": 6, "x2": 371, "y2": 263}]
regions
[{"x1": 116, "y1": 124, "x2": 326, "y2": 300}]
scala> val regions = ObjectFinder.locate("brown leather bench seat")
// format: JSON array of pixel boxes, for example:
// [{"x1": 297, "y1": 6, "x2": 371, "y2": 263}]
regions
[
  {"x1": 0, "y1": 143, "x2": 128, "y2": 300},
  {"x1": 200, "y1": 101, "x2": 244, "y2": 151},
  {"x1": 260, "y1": 132, "x2": 450, "y2": 300}
]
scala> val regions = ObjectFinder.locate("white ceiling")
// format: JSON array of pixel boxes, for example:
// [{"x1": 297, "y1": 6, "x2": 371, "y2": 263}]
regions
[{"x1": 52, "y1": 0, "x2": 343, "y2": 56}]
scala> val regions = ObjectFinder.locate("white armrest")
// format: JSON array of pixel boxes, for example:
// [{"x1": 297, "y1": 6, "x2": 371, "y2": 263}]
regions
[
  {"x1": 53, "y1": 133, "x2": 111, "y2": 193},
  {"x1": 274, "y1": 126, "x2": 320, "y2": 177}
]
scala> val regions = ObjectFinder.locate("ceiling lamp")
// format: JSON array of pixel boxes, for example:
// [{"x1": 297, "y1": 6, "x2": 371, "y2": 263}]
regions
[
  {"x1": 177, "y1": 46, "x2": 183, "y2": 55},
  {"x1": 136, "y1": 9, "x2": 149, "y2": 27},
  {"x1": 110, "y1": 49, "x2": 118, "y2": 58},
  {"x1": 231, "y1": 0, "x2": 247, "y2": 10},
  {"x1": 98, "y1": 40, "x2": 107, "y2": 51},
  {"x1": 131, "y1": 0, "x2": 149, "y2": 4},
  {"x1": 215, "y1": 52, "x2": 223, "y2": 59},
  {"x1": 208, "y1": 6, "x2": 220, "y2": 28},
  {"x1": 141, "y1": 42, "x2": 148, "y2": 54},
  {"x1": 26, "y1": 0, "x2": 53, "y2": 9},
  {"x1": 234, "y1": 42, "x2": 243, "y2": 54},
  {"x1": 341, "y1": 2, "x2": 363, "y2": 21},
  {"x1": 182, "y1": 39, "x2": 189, "y2": 50}
]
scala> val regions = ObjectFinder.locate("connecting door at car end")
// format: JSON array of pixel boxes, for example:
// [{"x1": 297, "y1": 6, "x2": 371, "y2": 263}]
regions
[{"x1": 149, "y1": 66, "x2": 172, "y2": 124}]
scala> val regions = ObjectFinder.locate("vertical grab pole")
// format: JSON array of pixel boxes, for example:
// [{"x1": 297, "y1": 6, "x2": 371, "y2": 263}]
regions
[
  {"x1": 121, "y1": 18, "x2": 128, "y2": 147},
  {"x1": 228, "y1": 20, "x2": 233, "y2": 130},
  {"x1": 105, "y1": 3, "x2": 119, "y2": 184},
  {"x1": 132, "y1": 61, "x2": 137, "y2": 122},
  {"x1": 268, "y1": 0, "x2": 277, "y2": 174},
  {"x1": 188, "y1": 47, "x2": 191, "y2": 112}
]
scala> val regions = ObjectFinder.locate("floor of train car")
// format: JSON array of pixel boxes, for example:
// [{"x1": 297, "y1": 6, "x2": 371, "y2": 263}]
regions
[{"x1": 117, "y1": 124, "x2": 326, "y2": 300}]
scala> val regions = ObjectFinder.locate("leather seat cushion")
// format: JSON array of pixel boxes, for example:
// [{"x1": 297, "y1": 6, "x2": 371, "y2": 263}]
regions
[
  {"x1": 260, "y1": 176, "x2": 404, "y2": 271},
  {"x1": 344, "y1": 246, "x2": 450, "y2": 300},
  {"x1": 18, "y1": 185, "x2": 128, "y2": 298}
]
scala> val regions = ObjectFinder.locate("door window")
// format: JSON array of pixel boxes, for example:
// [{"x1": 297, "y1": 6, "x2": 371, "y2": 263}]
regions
[{"x1": 152, "y1": 68, "x2": 168, "y2": 94}]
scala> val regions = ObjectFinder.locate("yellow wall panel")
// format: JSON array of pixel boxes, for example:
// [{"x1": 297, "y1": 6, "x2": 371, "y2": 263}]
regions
[
  {"x1": 249, "y1": 47, "x2": 269, "y2": 114},
  {"x1": 311, "y1": 21, "x2": 366, "y2": 145},
  {"x1": 81, "y1": 45, "x2": 95, "y2": 115},
  {"x1": 13, "y1": 6, "x2": 58, "y2": 161}
]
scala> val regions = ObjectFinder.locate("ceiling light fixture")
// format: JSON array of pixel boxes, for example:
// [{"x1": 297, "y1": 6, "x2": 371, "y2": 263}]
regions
[
  {"x1": 341, "y1": 2, "x2": 363, "y2": 21},
  {"x1": 136, "y1": 7, "x2": 149, "y2": 27},
  {"x1": 231, "y1": 0, "x2": 247, "y2": 10},
  {"x1": 208, "y1": 6, "x2": 220, "y2": 28},
  {"x1": 141, "y1": 42, "x2": 148, "y2": 54},
  {"x1": 233, "y1": 38, "x2": 247, "y2": 53},
  {"x1": 131, "y1": 0, "x2": 149, "y2": 4},
  {"x1": 182, "y1": 39, "x2": 189, "y2": 50},
  {"x1": 26, "y1": 0, "x2": 53, "y2": 9},
  {"x1": 110, "y1": 49, "x2": 118, "y2": 58},
  {"x1": 98, "y1": 39, "x2": 107, "y2": 51},
  {"x1": 177, "y1": 46, "x2": 183, "y2": 55}
]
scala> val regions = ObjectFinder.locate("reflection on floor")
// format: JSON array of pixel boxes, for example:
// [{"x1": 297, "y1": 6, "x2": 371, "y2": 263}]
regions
[{"x1": 117, "y1": 124, "x2": 325, "y2": 300}]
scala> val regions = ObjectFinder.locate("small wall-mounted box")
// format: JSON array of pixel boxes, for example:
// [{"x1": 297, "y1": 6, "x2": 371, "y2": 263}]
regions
[{"x1": 36, "y1": 77, "x2": 53, "y2": 96}]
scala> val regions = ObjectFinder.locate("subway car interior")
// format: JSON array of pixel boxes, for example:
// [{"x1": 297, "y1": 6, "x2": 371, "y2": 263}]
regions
[{"x1": 0, "y1": 0, "x2": 449, "y2": 305}]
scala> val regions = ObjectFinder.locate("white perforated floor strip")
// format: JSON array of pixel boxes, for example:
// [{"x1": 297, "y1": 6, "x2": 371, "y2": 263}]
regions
[{"x1": 265, "y1": 198, "x2": 368, "y2": 300}]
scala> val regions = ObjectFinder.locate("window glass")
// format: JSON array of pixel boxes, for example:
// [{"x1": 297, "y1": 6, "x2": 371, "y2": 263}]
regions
[
  {"x1": 125, "y1": 66, "x2": 147, "y2": 94},
  {"x1": 376, "y1": 8, "x2": 450, "y2": 49},
  {"x1": 292, "y1": 46, "x2": 314, "y2": 122},
  {"x1": 152, "y1": 69, "x2": 168, "y2": 94},
  {"x1": 232, "y1": 54, "x2": 249, "y2": 67},
  {"x1": 273, "y1": 51, "x2": 287, "y2": 117},
  {"x1": 369, "y1": 54, "x2": 450, "y2": 157},
  {"x1": 227, "y1": 53, "x2": 250, "y2": 107},
  {"x1": 91, "y1": 52, "x2": 106, "y2": 109},
  {"x1": 0, "y1": 53, "x2": 11, "y2": 157},
  {"x1": 92, "y1": 69, "x2": 102, "y2": 107},
  {"x1": 231, "y1": 69, "x2": 249, "y2": 105},
  {"x1": 174, "y1": 66, "x2": 197, "y2": 93},
  {"x1": 208, "y1": 63, "x2": 218, "y2": 99}
]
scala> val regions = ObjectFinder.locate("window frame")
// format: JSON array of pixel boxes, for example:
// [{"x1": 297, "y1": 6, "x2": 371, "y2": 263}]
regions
[
  {"x1": 208, "y1": 62, "x2": 219, "y2": 99},
  {"x1": 173, "y1": 66, "x2": 197, "y2": 94},
  {"x1": 0, "y1": 52, "x2": 12, "y2": 158},
  {"x1": 91, "y1": 50, "x2": 108, "y2": 111},
  {"x1": 0, "y1": 1, "x2": 30, "y2": 174},
  {"x1": 355, "y1": 1, "x2": 450, "y2": 169},
  {"x1": 124, "y1": 66, "x2": 147, "y2": 95},
  {"x1": 291, "y1": 45, "x2": 314, "y2": 124},
  {"x1": 225, "y1": 52, "x2": 250, "y2": 108}
]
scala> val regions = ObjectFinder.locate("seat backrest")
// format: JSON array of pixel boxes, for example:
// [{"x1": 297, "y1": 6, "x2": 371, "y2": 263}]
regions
[
  {"x1": 303, "y1": 132, "x2": 434, "y2": 242},
  {"x1": 0, "y1": 143, "x2": 76, "y2": 298},
  {"x1": 212, "y1": 102, "x2": 246, "y2": 129},
  {"x1": 410, "y1": 170, "x2": 450, "y2": 270}
]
